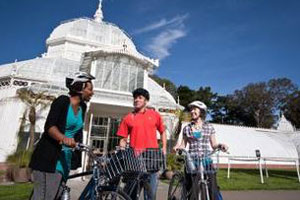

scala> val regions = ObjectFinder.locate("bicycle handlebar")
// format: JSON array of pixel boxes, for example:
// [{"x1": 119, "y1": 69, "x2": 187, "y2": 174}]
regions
[
  {"x1": 74, "y1": 143, "x2": 90, "y2": 151},
  {"x1": 74, "y1": 143, "x2": 100, "y2": 161},
  {"x1": 176, "y1": 146, "x2": 229, "y2": 157}
]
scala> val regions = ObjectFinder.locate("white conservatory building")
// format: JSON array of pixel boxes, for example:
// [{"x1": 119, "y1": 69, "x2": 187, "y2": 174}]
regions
[
  {"x1": 0, "y1": 2, "x2": 181, "y2": 163},
  {"x1": 0, "y1": 2, "x2": 299, "y2": 174}
]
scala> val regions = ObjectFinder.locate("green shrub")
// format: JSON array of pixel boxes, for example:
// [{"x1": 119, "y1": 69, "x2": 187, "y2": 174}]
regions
[{"x1": 166, "y1": 153, "x2": 184, "y2": 171}]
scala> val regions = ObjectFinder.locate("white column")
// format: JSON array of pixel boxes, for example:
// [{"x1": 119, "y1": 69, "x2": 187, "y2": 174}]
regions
[
  {"x1": 91, "y1": 59, "x2": 97, "y2": 77},
  {"x1": 143, "y1": 70, "x2": 148, "y2": 89},
  {"x1": 259, "y1": 158, "x2": 264, "y2": 184},
  {"x1": 296, "y1": 159, "x2": 300, "y2": 183},
  {"x1": 227, "y1": 157, "x2": 231, "y2": 179}
]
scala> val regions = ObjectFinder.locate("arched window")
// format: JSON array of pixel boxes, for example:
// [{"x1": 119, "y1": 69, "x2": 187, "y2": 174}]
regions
[{"x1": 94, "y1": 55, "x2": 144, "y2": 92}]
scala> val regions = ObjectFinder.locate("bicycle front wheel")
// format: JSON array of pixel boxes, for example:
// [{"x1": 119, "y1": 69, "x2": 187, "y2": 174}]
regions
[
  {"x1": 168, "y1": 172, "x2": 185, "y2": 200},
  {"x1": 97, "y1": 189, "x2": 131, "y2": 200}
]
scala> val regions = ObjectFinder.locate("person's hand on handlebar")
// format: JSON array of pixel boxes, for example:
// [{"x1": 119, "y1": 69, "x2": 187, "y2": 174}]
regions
[
  {"x1": 172, "y1": 146, "x2": 184, "y2": 153},
  {"x1": 217, "y1": 143, "x2": 228, "y2": 152},
  {"x1": 119, "y1": 138, "x2": 127, "y2": 150},
  {"x1": 172, "y1": 146, "x2": 179, "y2": 153},
  {"x1": 61, "y1": 137, "x2": 76, "y2": 148}
]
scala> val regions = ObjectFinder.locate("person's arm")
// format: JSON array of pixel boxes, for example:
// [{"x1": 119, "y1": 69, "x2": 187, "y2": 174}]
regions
[
  {"x1": 156, "y1": 112, "x2": 167, "y2": 154},
  {"x1": 173, "y1": 126, "x2": 187, "y2": 152},
  {"x1": 173, "y1": 137, "x2": 186, "y2": 152},
  {"x1": 161, "y1": 131, "x2": 167, "y2": 155},
  {"x1": 48, "y1": 126, "x2": 76, "y2": 147},
  {"x1": 45, "y1": 96, "x2": 76, "y2": 147},
  {"x1": 119, "y1": 137, "x2": 127, "y2": 149},
  {"x1": 210, "y1": 132, "x2": 228, "y2": 152},
  {"x1": 117, "y1": 116, "x2": 129, "y2": 149},
  {"x1": 210, "y1": 134, "x2": 218, "y2": 149}
]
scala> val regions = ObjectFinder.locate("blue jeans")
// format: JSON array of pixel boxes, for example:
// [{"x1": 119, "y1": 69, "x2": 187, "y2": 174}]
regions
[
  {"x1": 125, "y1": 172, "x2": 158, "y2": 200},
  {"x1": 144, "y1": 172, "x2": 158, "y2": 200}
]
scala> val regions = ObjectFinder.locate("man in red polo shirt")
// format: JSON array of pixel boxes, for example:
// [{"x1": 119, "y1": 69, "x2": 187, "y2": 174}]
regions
[{"x1": 117, "y1": 88, "x2": 167, "y2": 200}]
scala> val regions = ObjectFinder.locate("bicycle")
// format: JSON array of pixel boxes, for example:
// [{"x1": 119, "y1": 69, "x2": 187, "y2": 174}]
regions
[
  {"x1": 116, "y1": 147, "x2": 166, "y2": 200},
  {"x1": 59, "y1": 143, "x2": 131, "y2": 200},
  {"x1": 168, "y1": 147, "x2": 226, "y2": 200}
]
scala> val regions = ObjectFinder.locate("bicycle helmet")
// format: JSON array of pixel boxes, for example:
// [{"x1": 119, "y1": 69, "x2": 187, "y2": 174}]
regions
[
  {"x1": 66, "y1": 71, "x2": 95, "y2": 93},
  {"x1": 132, "y1": 88, "x2": 150, "y2": 100},
  {"x1": 188, "y1": 101, "x2": 207, "y2": 112}
]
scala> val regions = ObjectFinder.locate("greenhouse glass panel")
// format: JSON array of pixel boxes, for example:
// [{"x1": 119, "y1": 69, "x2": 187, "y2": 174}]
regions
[
  {"x1": 137, "y1": 67, "x2": 144, "y2": 88},
  {"x1": 112, "y1": 62, "x2": 121, "y2": 90},
  {"x1": 95, "y1": 60, "x2": 105, "y2": 89},
  {"x1": 129, "y1": 66, "x2": 137, "y2": 92},
  {"x1": 102, "y1": 62, "x2": 113, "y2": 89},
  {"x1": 120, "y1": 64, "x2": 129, "y2": 92}
]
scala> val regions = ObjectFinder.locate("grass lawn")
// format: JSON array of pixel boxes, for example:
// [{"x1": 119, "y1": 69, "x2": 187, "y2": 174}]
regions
[
  {"x1": 218, "y1": 168, "x2": 300, "y2": 190},
  {"x1": 163, "y1": 168, "x2": 300, "y2": 190},
  {"x1": 0, "y1": 183, "x2": 33, "y2": 200}
]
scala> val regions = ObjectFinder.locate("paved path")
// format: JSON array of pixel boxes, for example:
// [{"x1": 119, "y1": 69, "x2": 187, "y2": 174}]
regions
[{"x1": 68, "y1": 178, "x2": 300, "y2": 200}]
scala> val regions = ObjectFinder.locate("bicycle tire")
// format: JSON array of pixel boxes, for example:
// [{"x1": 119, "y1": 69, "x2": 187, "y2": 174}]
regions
[
  {"x1": 167, "y1": 172, "x2": 185, "y2": 200},
  {"x1": 97, "y1": 189, "x2": 131, "y2": 200}
]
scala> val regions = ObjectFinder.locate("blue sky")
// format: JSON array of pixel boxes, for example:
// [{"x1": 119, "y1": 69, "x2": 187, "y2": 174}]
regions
[{"x1": 1, "y1": 0, "x2": 299, "y2": 95}]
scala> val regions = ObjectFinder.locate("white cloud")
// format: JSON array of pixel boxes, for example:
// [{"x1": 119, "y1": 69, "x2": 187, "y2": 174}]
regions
[
  {"x1": 147, "y1": 29, "x2": 186, "y2": 60},
  {"x1": 135, "y1": 14, "x2": 188, "y2": 60},
  {"x1": 134, "y1": 14, "x2": 188, "y2": 34}
]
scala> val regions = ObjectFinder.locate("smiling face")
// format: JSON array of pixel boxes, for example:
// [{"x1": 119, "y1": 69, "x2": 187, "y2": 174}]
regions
[
  {"x1": 81, "y1": 82, "x2": 94, "y2": 102},
  {"x1": 190, "y1": 106, "x2": 201, "y2": 121},
  {"x1": 133, "y1": 95, "x2": 148, "y2": 111}
]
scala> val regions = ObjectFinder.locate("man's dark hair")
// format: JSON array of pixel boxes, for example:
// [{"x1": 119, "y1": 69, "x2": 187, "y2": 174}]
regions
[{"x1": 132, "y1": 88, "x2": 150, "y2": 100}]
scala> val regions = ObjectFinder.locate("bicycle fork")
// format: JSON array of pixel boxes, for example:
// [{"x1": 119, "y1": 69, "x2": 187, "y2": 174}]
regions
[{"x1": 196, "y1": 174, "x2": 210, "y2": 200}]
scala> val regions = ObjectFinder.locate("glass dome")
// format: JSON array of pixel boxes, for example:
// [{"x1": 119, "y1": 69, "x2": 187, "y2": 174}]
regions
[{"x1": 47, "y1": 18, "x2": 137, "y2": 52}]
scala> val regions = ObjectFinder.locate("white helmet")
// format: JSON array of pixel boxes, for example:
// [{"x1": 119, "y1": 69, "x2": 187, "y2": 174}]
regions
[
  {"x1": 66, "y1": 71, "x2": 95, "y2": 92},
  {"x1": 188, "y1": 101, "x2": 207, "y2": 112}
]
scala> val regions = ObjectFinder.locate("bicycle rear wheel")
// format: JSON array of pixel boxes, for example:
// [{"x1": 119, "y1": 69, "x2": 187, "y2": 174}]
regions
[
  {"x1": 97, "y1": 189, "x2": 131, "y2": 200},
  {"x1": 167, "y1": 172, "x2": 185, "y2": 200}
]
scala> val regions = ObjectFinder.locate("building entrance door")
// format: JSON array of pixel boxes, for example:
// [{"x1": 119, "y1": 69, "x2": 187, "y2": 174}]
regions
[{"x1": 90, "y1": 116, "x2": 121, "y2": 153}]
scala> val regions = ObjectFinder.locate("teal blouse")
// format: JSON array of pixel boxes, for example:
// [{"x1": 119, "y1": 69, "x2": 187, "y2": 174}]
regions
[{"x1": 56, "y1": 104, "x2": 83, "y2": 180}]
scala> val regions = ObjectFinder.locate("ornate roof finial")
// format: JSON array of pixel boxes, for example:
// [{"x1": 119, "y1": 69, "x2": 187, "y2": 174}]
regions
[
  {"x1": 94, "y1": 0, "x2": 103, "y2": 23},
  {"x1": 277, "y1": 114, "x2": 295, "y2": 132}
]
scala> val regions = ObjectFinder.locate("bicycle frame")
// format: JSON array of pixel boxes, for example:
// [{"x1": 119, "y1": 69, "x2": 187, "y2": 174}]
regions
[
  {"x1": 177, "y1": 148, "x2": 221, "y2": 200},
  {"x1": 78, "y1": 159, "x2": 100, "y2": 200},
  {"x1": 66, "y1": 144, "x2": 118, "y2": 200}
]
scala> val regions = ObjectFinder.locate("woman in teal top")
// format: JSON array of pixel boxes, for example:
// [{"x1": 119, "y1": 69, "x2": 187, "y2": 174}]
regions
[
  {"x1": 56, "y1": 105, "x2": 83, "y2": 180},
  {"x1": 30, "y1": 72, "x2": 95, "y2": 200}
]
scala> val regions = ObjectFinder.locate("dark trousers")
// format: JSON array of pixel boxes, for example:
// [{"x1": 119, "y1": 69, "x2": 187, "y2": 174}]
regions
[{"x1": 31, "y1": 170, "x2": 64, "y2": 200}]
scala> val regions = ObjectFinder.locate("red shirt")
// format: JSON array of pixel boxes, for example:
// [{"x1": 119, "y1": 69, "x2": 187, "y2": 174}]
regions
[{"x1": 117, "y1": 109, "x2": 165, "y2": 149}]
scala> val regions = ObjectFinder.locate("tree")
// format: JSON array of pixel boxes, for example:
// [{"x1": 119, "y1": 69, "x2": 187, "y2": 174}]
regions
[
  {"x1": 283, "y1": 90, "x2": 300, "y2": 129},
  {"x1": 17, "y1": 88, "x2": 54, "y2": 149},
  {"x1": 150, "y1": 75, "x2": 178, "y2": 99},
  {"x1": 267, "y1": 78, "x2": 297, "y2": 111},
  {"x1": 194, "y1": 86, "x2": 217, "y2": 109},
  {"x1": 211, "y1": 78, "x2": 298, "y2": 128},
  {"x1": 177, "y1": 85, "x2": 217, "y2": 110},
  {"x1": 211, "y1": 95, "x2": 231, "y2": 124},
  {"x1": 235, "y1": 83, "x2": 275, "y2": 128},
  {"x1": 177, "y1": 85, "x2": 195, "y2": 108},
  {"x1": 211, "y1": 83, "x2": 275, "y2": 128}
]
